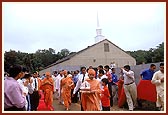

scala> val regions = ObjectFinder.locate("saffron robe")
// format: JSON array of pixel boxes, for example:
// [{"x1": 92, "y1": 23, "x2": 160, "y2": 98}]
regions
[
  {"x1": 61, "y1": 76, "x2": 74, "y2": 109},
  {"x1": 41, "y1": 77, "x2": 54, "y2": 110},
  {"x1": 81, "y1": 78, "x2": 101, "y2": 111}
]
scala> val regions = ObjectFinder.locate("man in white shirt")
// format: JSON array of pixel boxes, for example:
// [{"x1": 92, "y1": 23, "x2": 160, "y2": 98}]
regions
[
  {"x1": 121, "y1": 65, "x2": 137, "y2": 111},
  {"x1": 55, "y1": 70, "x2": 64, "y2": 104},
  {"x1": 151, "y1": 63, "x2": 164, "y2": 111},
  {"x1": 30, "y1": 72, "x2": 40, "y2": 111},
  {"x1": 19, "y1": 73, "x2": 34, "y2": 111},
  {"x1": 52, "y1": 71, "x2": 58, "y2": 100},
  {"x1": 72, "y1": 67, "x2": 88, "y2": 111}
]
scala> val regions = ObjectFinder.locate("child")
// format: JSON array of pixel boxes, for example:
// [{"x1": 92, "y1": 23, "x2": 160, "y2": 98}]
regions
[{"x1": 101, "y1": 78, "x2": 111, "y2": 111}]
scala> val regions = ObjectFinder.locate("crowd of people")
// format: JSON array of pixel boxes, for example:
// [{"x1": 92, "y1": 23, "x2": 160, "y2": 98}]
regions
[{"x1": 4, "y1": 62, "x2": 164, "y2": 111}]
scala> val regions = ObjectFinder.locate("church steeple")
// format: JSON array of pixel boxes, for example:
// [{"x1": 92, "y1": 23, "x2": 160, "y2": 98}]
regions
[
  {"x1": 95, "y1": 11, "x2": 105, "y2": 43},
  {"x1": 97, "y1": 11, "x2": 100, "y2": 28}
]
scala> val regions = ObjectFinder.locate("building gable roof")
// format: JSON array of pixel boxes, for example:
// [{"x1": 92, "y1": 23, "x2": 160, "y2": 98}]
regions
[{"x1": 45, "y1": 39, "x2": 135, "y2": 68}]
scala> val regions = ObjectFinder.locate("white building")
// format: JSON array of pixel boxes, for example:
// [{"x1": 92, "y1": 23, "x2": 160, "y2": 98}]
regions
[{"x1": 39, "y1": 13, "x2": 136, "y2": 75}]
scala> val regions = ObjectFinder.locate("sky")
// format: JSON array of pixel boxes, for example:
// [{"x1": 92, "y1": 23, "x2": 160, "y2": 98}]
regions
[{"x1": 3, "y1": 2, "x2": 165, "y2": 54}]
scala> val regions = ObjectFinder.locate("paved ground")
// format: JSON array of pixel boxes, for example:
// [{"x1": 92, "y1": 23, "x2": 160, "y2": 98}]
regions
[
  {"x1": 52, "y1": 98, "x2": 160, "y2": 112},
  {"x1": 53, "y1": 99, "x2": 81, "y2": 111},
  {"x1": 52, "y1": 99, "x2": 128, "y2": 111}
]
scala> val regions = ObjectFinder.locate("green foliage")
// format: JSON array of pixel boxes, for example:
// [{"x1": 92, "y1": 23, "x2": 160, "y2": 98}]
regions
[
  {"x1": 126, "y1": 42, "x2": 164, "y2": 65},
  {"x1": 4, "y1": 48, "x2": 71, "y2": 73}
]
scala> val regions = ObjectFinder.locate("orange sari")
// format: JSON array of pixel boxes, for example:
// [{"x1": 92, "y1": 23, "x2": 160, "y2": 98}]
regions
[
  {"x1": 81, "y1": 78, "x2": 101, "y2": 111},
  {"x1": 61, "y1": 76, "x2": 74, "y2": 109},
  {"x1": 41, "y1": 77, "x2": 54, "y2": 110}
]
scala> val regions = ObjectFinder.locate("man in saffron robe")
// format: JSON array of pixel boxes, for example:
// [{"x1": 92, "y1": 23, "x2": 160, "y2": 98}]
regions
[
  {"x1": 41, "y1": 72, "x2": 54, "y2": 110},
  {"x1": 81, "y1": 69, "x2": 101, "y2": 111},
  {"x1": 60, "y1": 70, "x2": 74, "y2": 111}
]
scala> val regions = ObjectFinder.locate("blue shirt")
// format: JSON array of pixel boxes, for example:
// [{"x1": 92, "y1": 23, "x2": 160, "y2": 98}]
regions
[
  {"x1": 140, "y1": 69, "x2": 155, "y2": 80},
  {"x1": 111, "y1": 73, "x2": 118, "y2": 84},
  {"x1": 73, "y1": 74, "x2": 79, "y2": 84}
]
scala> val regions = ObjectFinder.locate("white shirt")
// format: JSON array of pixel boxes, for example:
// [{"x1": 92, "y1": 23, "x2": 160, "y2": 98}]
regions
[
  {"x1": 110, "y1": 64, "x2": 116, "y2": 69},
  {"x1": 96, "y1": 75, "x2": 108, "y2": 82},
  {"x1": 17, "y1": 79, "x2": 24, "y2": 90},
  {"x1": 32, "y1": 77, "x2": 39, "y2": 91},
  {"x1": 122, "y1": 69, "x2": 135, "y2": 84},
  {"x1": 151, "y1": 70, "x2": 164, "y2": 94},
  {"x1": 27, "y1": 83, "x2": 34, "y2": 94},
  {"x1": 73, "y1": 73, "x2": 88, "y2": 94},
  {"x1": 22, "y1": 86, "x2": 28, "y2": 97},
  {"x1": 18, "y1": 78, "x2": 34, "y2": 94},
  {"x1": 52, "y1": 75, "x2": 57, "y2": 91},
  {"x1": 96, "y1": 75, "x2": 108, "y2": 89},
  {"x1": 55, "y1": 74, "x2": 64, "y2": 90},
  {"x1": 22, "y1": 86, "x2": 28, "y2": 110},
  {"x1": 18, "y1": 79, "x2": 29, "y2": 108}
]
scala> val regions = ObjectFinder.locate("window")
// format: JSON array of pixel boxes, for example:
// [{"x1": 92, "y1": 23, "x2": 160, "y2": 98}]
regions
[
  {"x1": 93, "y1": 59, "x2": 96, "y2": 62},
  {"x1": 104, "y1": 43, "x2": 109, "y2": 52}
]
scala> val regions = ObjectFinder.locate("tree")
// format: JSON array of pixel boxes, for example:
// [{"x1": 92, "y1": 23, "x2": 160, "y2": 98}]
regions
[
  {"x1": 127, "y1": 42, "x2": 164, "y2": 65},
  {"x1": 127, "y1": 50, "x2": 147, "y2": 65},
  {"x1": 4, "y1": 50, "x2": 19, "y2": 72},
  {"x1": 153, "y1": 42, "x2": 164, "y2": 62},
  {"x1": 57, "y1": 49, "x2": 70, "y2": 59}
]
